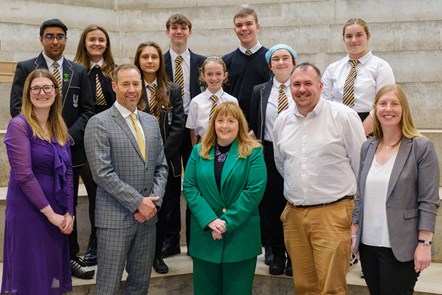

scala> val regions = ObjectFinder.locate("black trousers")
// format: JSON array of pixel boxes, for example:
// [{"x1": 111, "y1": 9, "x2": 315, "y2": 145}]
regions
[
  {"x1": 69, "y1": 166, "x2": 82, "y2": 257},
  {"x1": 164, "y1": 125, "x2": 192, "y2": 249},
  {"x1": 80, "y1": 161, "x2": 97, "y2": 240},
  {"x1": 155, "y1": 173, "x2": 182, "y2": 256},
  {"x1": 359, "y1": 243, "x2": 419, "y2": 295},
  {"x1": 259, "y1": 141, "x2": 287, "y2": 258}
]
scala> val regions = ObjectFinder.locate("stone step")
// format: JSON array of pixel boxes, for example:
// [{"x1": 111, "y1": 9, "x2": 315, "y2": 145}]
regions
[{"x1": 0, "y1": 247, "x2": 440, "y2": 294}]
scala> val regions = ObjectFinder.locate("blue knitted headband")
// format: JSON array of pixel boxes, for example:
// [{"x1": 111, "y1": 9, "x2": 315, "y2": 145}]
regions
[{"x1": 265, "y1": 44, "x2": 297, "y2": 64}]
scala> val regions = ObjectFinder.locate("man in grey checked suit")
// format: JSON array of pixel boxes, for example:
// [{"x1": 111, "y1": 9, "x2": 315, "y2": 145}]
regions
[{"x1": 84, "y1": 64, "x2": 168, "y2": 294}]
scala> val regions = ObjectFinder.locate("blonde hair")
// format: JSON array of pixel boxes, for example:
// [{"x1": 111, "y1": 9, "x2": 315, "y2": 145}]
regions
[
  {"x1": 200, "y1": 102, "x2": 261, "y2": 159},
  {"x1": 22, "y1": 69, "x2": 68, "y2": 145},
  {"x1": 342, "y1": 18, "x2": 371, "y2": 39},
  {"x1": 372, "y1": 84, "x2": 422, "y2": 139},
  {"x1": 199, "y1": 56, "x2": 228, "y2": 86}
]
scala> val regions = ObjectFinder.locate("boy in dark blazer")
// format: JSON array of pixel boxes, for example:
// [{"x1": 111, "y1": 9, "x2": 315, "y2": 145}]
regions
[
  {"x1": 163, "y1": 14, "x2": 206, "y2": 257},
  {"x1": 9, "y1": 18, "x2": 95, "y2": 279}
]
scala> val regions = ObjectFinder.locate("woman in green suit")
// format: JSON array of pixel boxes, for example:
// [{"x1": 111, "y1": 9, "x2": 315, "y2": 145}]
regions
[{"x1": 183, "y1": 102, "x2": 267, "y2": 295}]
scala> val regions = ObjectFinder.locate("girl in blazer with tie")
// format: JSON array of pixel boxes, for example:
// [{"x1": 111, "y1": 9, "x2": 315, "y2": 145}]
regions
[
  {"x1": 183, "y1": 102, "x2": 267, "y2": 295},
  {"x1": 351, "y1": 84, "x2": 440, "y2": 295},
  {"x1": 134, "y1": 41, "x2": 185, "y2": 274},
  {"x1": 73, "y1": 24, "x2": 116, "y2": 268}
]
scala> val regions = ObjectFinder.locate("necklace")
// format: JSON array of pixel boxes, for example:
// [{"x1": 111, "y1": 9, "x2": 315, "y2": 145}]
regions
[
  {"x1": 215, "y1": 145, "x2": 230, "y2": 163},
  {"x1": 381, "y1": 136, "x2": 402, "y2": 149}
]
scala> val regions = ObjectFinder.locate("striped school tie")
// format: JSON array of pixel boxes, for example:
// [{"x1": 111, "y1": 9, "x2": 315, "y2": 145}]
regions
[
  {"x1": 277, "y1": 84, "x2": 289, "y2": 113},
  {"x1": 342, "y1": 60, "x2": 358, "y2": 107},
  {"x1": 129, "y1": 113, "x2": 146, "y2": 161},
  {"x1": 245, "y1": 49, "x2": 252, "y2": 56},
  {"x1": 52, "y1": 62, "x2": 62, "y2": 95},
  {"x1": 147, "y1": 84, "x2": 159, "y2": 121},
  {"x1": 209, "y1": 95, "x2": 219, "y2": 121},
  {"x1": 95, "y1": 69, "x2": 106, "y2": 106},
  {"x1": 174, "y1": 55, "x2": 184, "y2": 96}
]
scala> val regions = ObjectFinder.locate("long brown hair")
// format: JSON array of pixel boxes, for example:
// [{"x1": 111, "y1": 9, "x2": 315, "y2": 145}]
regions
[
  {"x1": 372, "y1": 84, "x2": 422, "y2": 139},
  {"x1": 74, "y1": 24, "x2": 116, "y2": 78},
  {"x1": 134, "y1": 41, "x2": 172, "y2": 117},
  {"x1": 200, "y1": 102, "x2": 261, "y2": 159},
  {"x1": 22, "y1": 69, "x2": 68, "y2": 145}
]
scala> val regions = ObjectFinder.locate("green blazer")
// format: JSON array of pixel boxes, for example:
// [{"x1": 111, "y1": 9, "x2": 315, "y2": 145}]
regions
[{"x1": 183, "y1": 140, "x2": 267, "y2": 263}]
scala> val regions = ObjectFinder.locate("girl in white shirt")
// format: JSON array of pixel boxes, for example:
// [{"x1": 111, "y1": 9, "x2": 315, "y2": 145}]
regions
[
  {"x1": 322, "y1": 18, "x2": 395, "y2": 136},
  {"x1": 186, "y1": 56, "x2": 238, "y2": 145}
]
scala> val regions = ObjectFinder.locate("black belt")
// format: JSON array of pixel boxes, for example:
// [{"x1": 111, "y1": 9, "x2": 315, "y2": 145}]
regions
[{"x1": 290, "y1": 195, "x2": 354, "y2": 209}]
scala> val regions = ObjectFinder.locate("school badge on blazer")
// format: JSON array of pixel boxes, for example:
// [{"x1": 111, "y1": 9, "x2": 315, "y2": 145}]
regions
[{"x1": 73, "y1": 94, "x2": 79, "y2": 107}]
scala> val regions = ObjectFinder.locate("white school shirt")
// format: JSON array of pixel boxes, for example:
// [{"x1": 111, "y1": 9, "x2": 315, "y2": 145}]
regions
[
  {"x1": 322, "y1": 51, "x2": 395, "y2": 113},
  {"x1": 264, "y1": 78, "x2": 294, "y2": 142},
  {"x1": 186, "y1": 89, "x2": 238, "y2": 138},
  {"x1": 272, "y1": 98, "x2": 365, "y2": 205},
  {"x1": 239, "y1": 42, "x2": 262, "y2": 55},
  {"x1": 42, "y1": 51, "x2": 64, "y2": 82}
]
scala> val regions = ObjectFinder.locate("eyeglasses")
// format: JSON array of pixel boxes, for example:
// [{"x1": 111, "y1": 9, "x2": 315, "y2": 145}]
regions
[
  {"x1": 30, "y1": 85, "x2": 55, "y2": 95},
  {"x1": 43, "y1": 34, "x2": 66, "y2": 42}
]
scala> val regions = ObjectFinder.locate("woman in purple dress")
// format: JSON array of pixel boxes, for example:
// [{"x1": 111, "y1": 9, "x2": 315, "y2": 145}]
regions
[{"x1": 1, "y1": 69, "x2": 74, "y2": 294}]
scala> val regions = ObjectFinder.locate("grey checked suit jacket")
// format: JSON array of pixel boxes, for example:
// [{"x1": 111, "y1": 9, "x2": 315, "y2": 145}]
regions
[
  {"x1": 84, "y1": 105, "x2": 168, "y2": 229},
  {"x1": 353, "y1": 136, "x2": 440, "y2": 262}
]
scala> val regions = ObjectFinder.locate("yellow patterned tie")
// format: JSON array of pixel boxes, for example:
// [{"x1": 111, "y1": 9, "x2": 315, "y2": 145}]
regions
[
  {"x1": 174, "y1": 55, "x2": 184, "y2": 96},
  {"x1": 146, "y1": 84, "x2": 159, "y2": 121},
  {"x1": 95, "y1": 69, "x2": 106, "y2": 106},
  {"x1": 342, "y1": 60, "x2": 358, "y2": 107},
  {"x1": 129, "y1": 113, "x2": 146, "y2": 161},
  {"x1": 277, "y1": 84, "x2": 289, "y2": 113},
  {"x1": 52, "y1": 62, "x2": 62, "y2": 95},
  {"x1": 245, "y1": 49, "x2": 252, "y2": 56},
  {"x1": 209, "y1": 95, "x2": 219, "y2": 121}
]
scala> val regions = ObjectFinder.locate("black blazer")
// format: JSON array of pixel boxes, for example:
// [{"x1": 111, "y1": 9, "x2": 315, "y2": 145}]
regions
[
  {"x1": 249, "y1": 80, "x2": 273, "y2": 141},
  {"x1": 142, "y1": 82, "x2": 185, "y2": 177},
  {"x1": 164, "y1": 49, "x2": 206, "y2": 99},
  {"x1": 10, "y1": 53, "x2": 95, "y2": 166},
  {"x1": 88, "y1": 66, "x2": 116, "y2": 114}
]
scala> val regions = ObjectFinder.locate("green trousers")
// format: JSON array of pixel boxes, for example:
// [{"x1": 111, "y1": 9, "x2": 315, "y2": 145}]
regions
[{"x1": 193, "y1": 257, "x2": 257, "y2": 295}]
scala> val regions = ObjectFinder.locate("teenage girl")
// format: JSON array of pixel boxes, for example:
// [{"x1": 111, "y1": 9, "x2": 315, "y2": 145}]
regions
[
  {"x1": 73, "y1": 24, "x2": 116, "y2": 269},
  {"x1": 134, "y1": 41, "x2": 185, "y2": 274},
  {"x1": 186, "y1": 56, "x2": 238, "y2": 145}
]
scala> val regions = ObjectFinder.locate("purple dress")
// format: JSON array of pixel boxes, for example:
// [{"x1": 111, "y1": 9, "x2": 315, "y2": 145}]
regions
[{"x1": 1, "y1": 115, "x2": 73, "y2": 295}]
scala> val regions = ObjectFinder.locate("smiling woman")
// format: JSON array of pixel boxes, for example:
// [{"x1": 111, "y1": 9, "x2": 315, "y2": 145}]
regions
[{"x1": 322, "y1": 18, "x2": 395, "y2": 136}]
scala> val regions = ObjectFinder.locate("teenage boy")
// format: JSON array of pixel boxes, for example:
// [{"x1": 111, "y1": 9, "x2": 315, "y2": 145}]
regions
[
  {"x1": 162, "y1": 14, "x2": 206, "y2": 264},
  {"x1": 222, "y1": 8, "x2": 270, "y2": 120}
]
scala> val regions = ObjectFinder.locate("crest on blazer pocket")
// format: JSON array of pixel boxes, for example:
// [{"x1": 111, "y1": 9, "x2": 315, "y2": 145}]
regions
[{"x1": 72, "y1": 94, "x2": 79, "y2": 108}]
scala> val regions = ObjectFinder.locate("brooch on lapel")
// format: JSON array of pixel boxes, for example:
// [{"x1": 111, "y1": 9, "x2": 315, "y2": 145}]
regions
[
  {"x1": 63, "y1": 73, "x2": 70, "y2": 83},
  {"x1": 72, "y1": 94, "x2": 79, "y2": 108}
]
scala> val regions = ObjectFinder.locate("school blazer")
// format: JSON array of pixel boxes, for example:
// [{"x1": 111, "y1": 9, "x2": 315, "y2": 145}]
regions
[
  {"x1": 353, "y1": 137, "x2": 440, "y2": 262},
  {"x1": 142, "y1": 82, "x2": 185, "y2": 177},
  {"x1": 164, "y1": 49, "x2": 206, "y2": 99},
  {"x1": 10, "y1": 53, "x2": 95, "y2": 166},
  {"x1": 183, "y1": 140, "x2": 267, "y2": 263},
  {"x1": 249, "y1": 80, "x2": 273, "y2": 141}
]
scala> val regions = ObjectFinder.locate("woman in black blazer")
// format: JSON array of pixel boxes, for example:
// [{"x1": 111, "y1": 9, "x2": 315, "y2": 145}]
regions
[
  {"x1": 134, "y1": 41, "x2": 185, "y2": 273},
  {"x1": 74, "y1": 24, "x2": 116, "y2": 268},
  {"x1": 351, "y1": 84, "x2": 439, "y2": 294}
]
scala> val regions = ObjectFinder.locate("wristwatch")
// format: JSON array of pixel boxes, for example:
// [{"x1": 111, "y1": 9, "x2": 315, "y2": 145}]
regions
[{"x1": 418, "y1": 239, "x2": 432, "y2": 245}]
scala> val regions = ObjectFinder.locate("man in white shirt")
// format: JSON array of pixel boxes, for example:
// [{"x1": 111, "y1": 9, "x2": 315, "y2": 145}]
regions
[{"x1": 273, "y1": 62, "x2": 365, "y2": 294}]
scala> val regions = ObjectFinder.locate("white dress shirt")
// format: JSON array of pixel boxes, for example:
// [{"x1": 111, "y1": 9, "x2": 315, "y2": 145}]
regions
[
  {"x1": 42, "y1": 51, "x2": 64, "y2": 81},
  {"x1": 272, "y1": 98, "x2": 365, "y2": 205},
  {"x1": 264, "y1": 78, "x2": 294, "y2": 142},
  {"x1": 322, "y1": 51, "x2": 395, "y2": 113},
  {"x1": 170, "y1": 49, "x2": 191, "y2": 114},
  {"x1": 186, "y1": 89, "x2": 238, "y2": 138},
  {"x1": 114, "y1": 100, "x2": 145, "y2": 143},
  {"x1": 239, "y1": 42, "x2": 262, "y2": 55}
]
